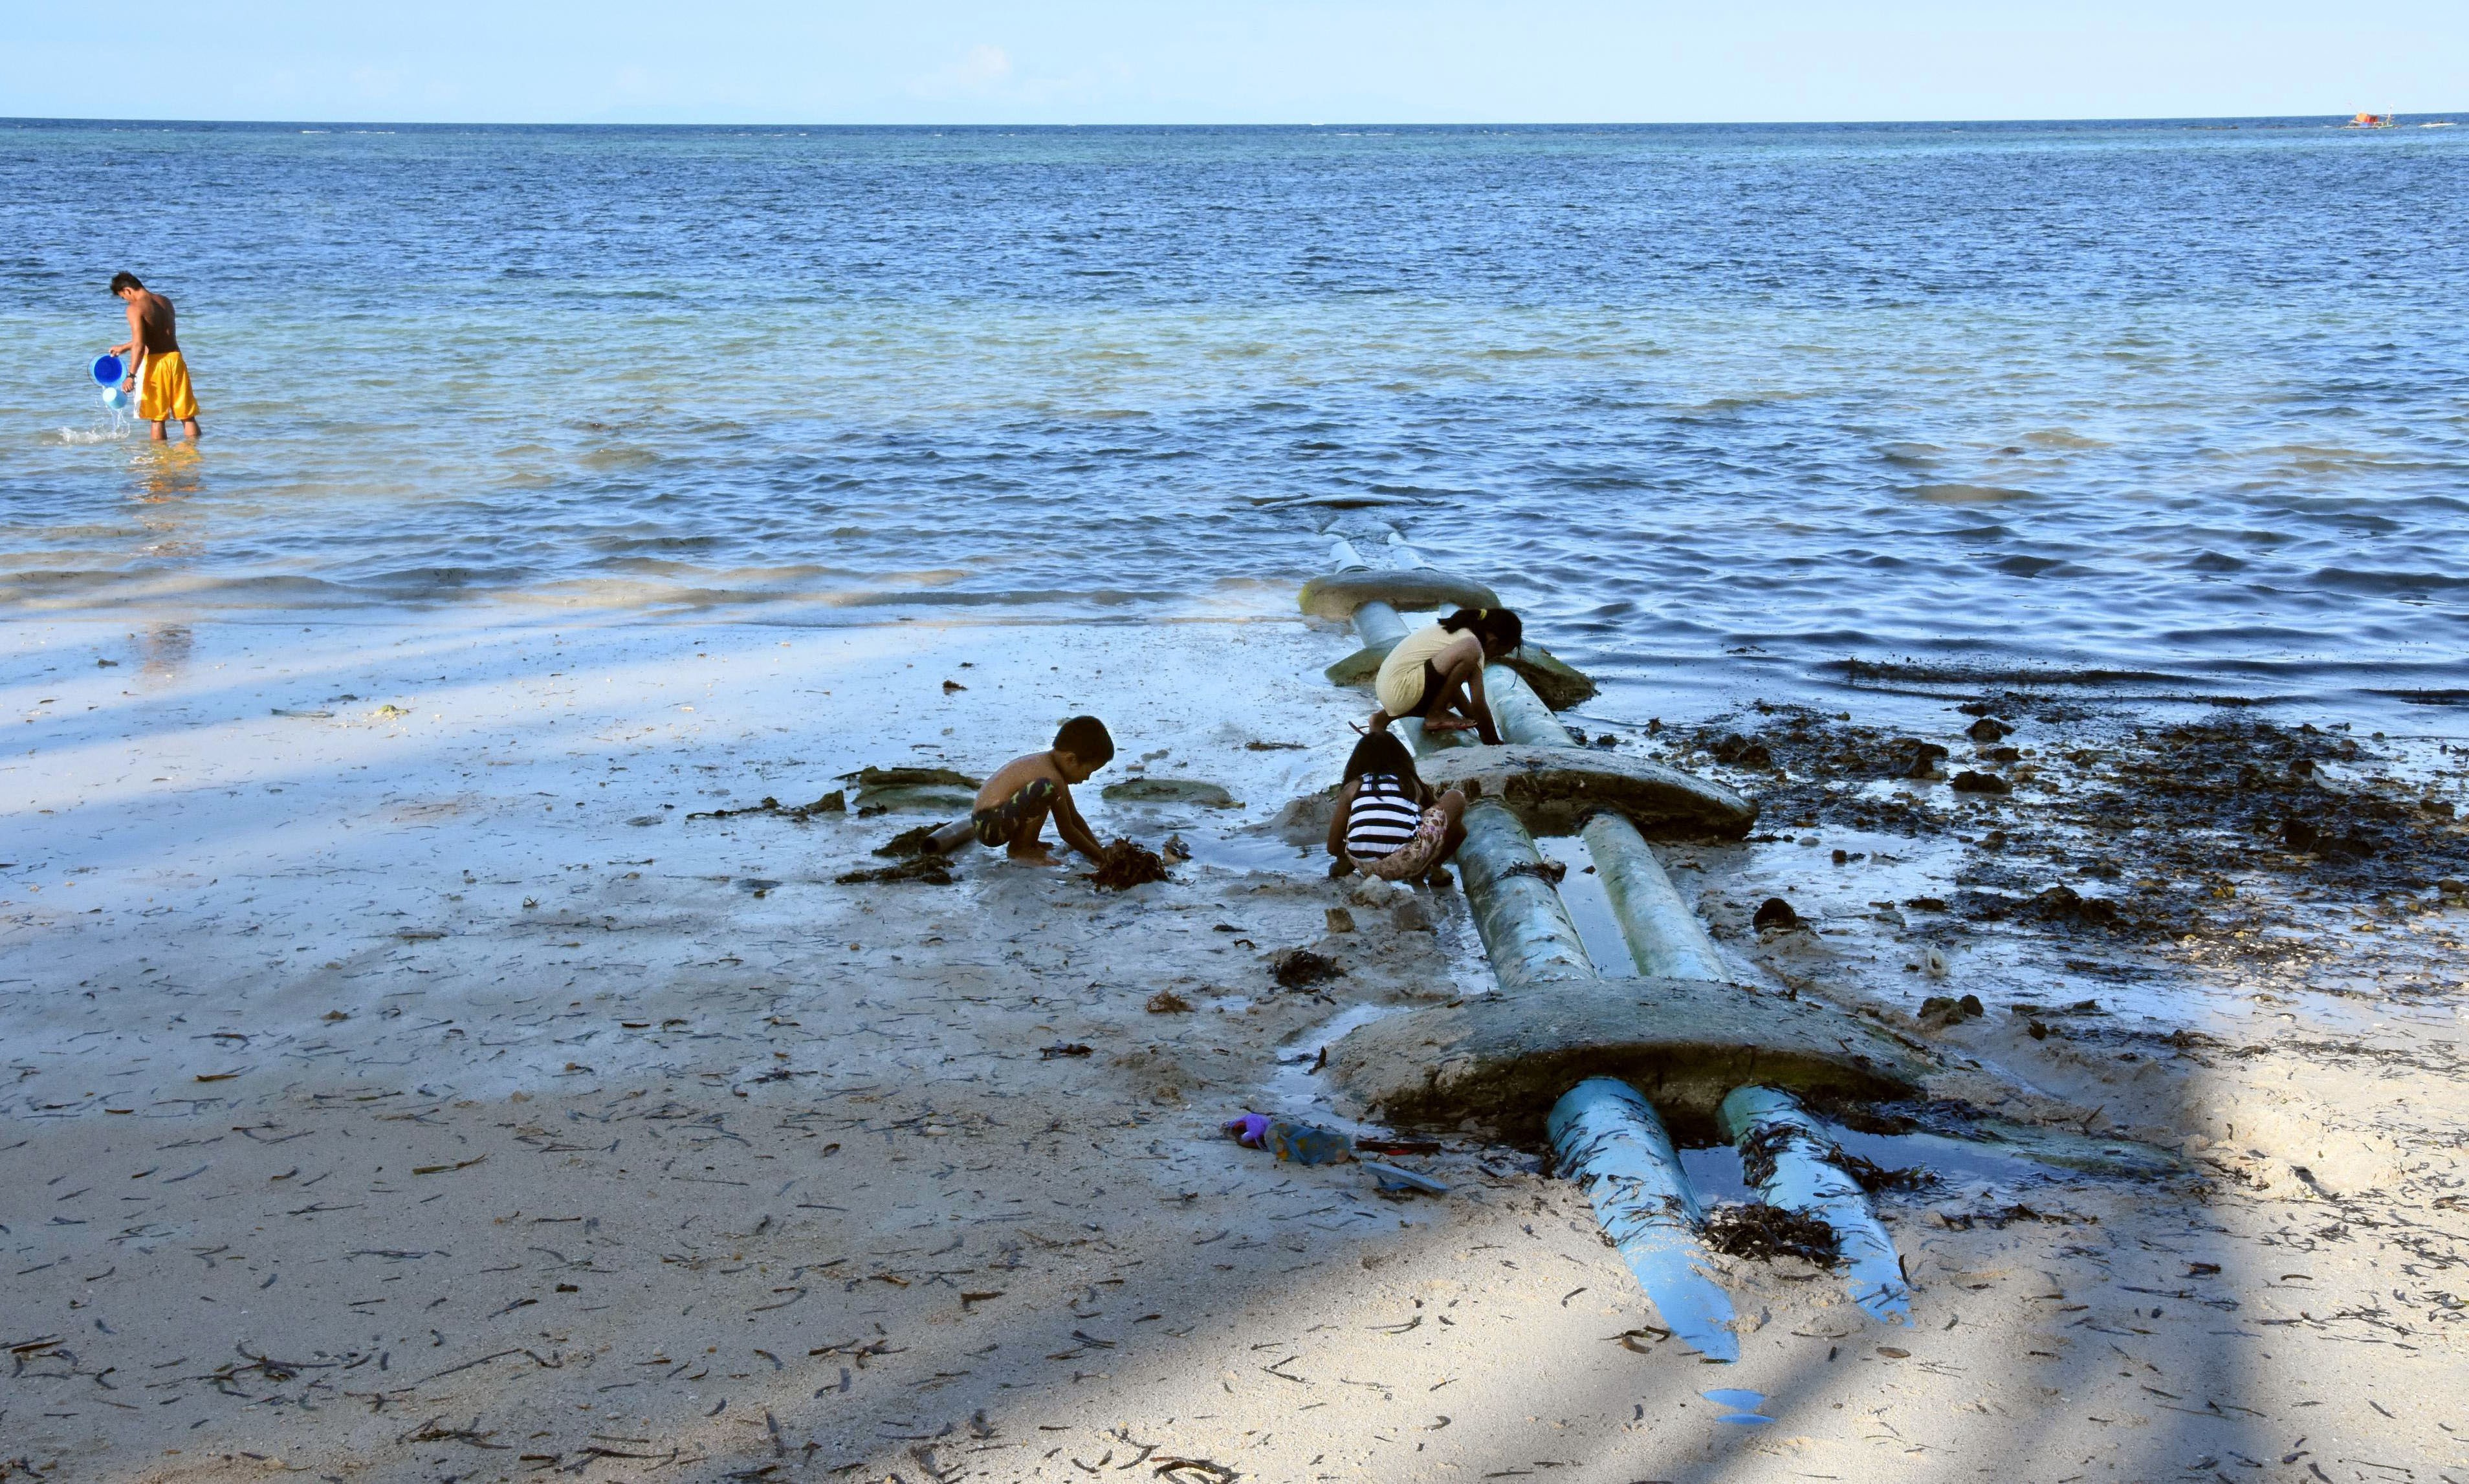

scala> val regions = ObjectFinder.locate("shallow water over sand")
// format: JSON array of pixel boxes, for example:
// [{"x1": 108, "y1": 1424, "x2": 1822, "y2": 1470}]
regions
[{"x1": 6, "y1": 118, "x2": 2468, "y2": 718}]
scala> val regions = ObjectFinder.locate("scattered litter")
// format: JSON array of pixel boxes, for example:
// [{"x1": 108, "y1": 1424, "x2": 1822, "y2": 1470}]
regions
[
  {"x1": 1951, "y1": 770, "x2": 2012, "y2": 795},
  {"x1": 1160, "y1": 833, "x2": 1191, "y2": 862},
  {"x1": 1222, "y1": 1113, "x2": 1353, "y2": 1166},
  {"x1": 1145, "y1": 989, "x2": 1194, "y2": 1014},
  {"x1": 1702, "y1": 1202, "x2": 1841, "y2": 1265},
  {"x1": 1324, "y1": 907, "x2": 1356, "y2": 933},
  {"x1": 1355, "y1": 1138, "x2": 1442, "y2": 1157},
  {"x1": 1039, "y1": 1043, "x2": 1093, "y2": 1060},
  {"x1": 1966, "y1": 717, "x2": 2013, "y2": 742},
  {"x1": 270, "y1": 708, "x2": 333, "y2": 719},
  {"x1": 1362, "y1": 1161, "x2": 1448, "y2": 1196},
  {"x1": 1269, "y1": 948, "x2": 1344, "y2": 989},
  {"x1": 1244, "y1": 740, "x2": 1306, "y2": 751},
  {"x1": 1088, "y1": 838, "x2": 1171, "y2": 891}
]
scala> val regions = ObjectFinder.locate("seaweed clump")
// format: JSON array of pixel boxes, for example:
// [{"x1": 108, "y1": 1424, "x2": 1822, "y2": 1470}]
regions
[
  {"x1": 873, "y1": 824, "x2": 945, "y2": 858},
  {"x1": 1088, "y1": 838, "x2": 1172, "y2": 891},
  {"x1": 1702, "y1": 1203, "x2": 1841, "y2": 1265},
  {"x1": 835, "y1": 855, "x2": 954, "y2": 886},
  {"x1": 1269, "y1": 948, "x2": 1344, "y2": 990}
]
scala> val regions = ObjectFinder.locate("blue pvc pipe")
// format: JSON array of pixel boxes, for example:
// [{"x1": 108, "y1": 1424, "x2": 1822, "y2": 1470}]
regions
[
  {"x1": 1717, "y1": 1086, "x2": 1913, "y2": 1327},
  {"x1": 1548, "y1": 1078, "x2": 1738, "y2": 1363}
]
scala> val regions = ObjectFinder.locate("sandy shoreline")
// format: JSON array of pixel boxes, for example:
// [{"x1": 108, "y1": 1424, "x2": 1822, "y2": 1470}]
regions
[{"x1": 6, "y1": 609, "x2": 2468, "y2": 1483}]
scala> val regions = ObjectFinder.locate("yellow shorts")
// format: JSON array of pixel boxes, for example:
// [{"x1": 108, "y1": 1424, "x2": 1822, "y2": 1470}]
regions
[{"x1": 138, "y1": 351, "x2": 199, "y2": 422}]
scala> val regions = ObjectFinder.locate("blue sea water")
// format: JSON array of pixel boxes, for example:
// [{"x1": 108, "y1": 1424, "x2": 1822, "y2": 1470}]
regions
[{"x1": 5, "y1": 118, "x2": 2466, "y2": 715}]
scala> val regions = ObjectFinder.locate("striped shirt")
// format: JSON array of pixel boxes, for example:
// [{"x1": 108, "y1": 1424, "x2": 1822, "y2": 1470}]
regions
[{"x1": 1345, "y1": 774, "x2": 1424, "y2": 858}]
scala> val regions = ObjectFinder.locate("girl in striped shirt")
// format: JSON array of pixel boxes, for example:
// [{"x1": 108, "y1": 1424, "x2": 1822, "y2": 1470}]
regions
[{"x1": 1325, "y1": 730, "x2": 1465, "y2": 883}]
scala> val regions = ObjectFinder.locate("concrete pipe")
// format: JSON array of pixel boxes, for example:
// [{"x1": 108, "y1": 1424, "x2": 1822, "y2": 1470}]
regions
[
  {"x1": 1548, "y1": 1077, "x2": 1738, "y2": 1363},
  {"x1": 1456, "y1": 799, "x2": 1596, "y2": 990},
  {"x1": 1579, "y1": 813, "x2": 1729, "y2": 982},
  {"x1": 1717, "y1": 1086, "x2": 1912, "y2": 1326},
  {"x1": 1483, "y1": 664, "x2": 1574, "y2": 748}
]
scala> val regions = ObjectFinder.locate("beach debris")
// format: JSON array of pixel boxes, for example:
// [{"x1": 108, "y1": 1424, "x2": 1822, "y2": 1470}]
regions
[
  {"x1": 1361, "y1": 1160, "x2": 1448, "y2": 1196},
  {"x1": 626, "y1": 814, "x2": 664, "y2": 826},
  {"x1": 1269, "y1": 948, "x2": 1343, "y2": 990},
  {"x1": 1088, "y1": 838, "x2": 1171, "y2": 891},
  {"x1": 736, "y1": 877, "x2": 782, "y2": 897},
  {"x1": 1324, "y1": 907, "x2": 1356, "y2": 933},
  {"x1": 1501, "y1": 857, "x2": 1567, "y2": 884},
  {"x1": 1223, "y1": 1113, "x2": 1354, "y2": 1166},
  {"x1": 873, "y1": 824, "x2": 945, "y2": 857},
  {"x1": 270, "y1": 707, "x2": 333, "y2": 719},
  {"x1": 1161, "y1": 833, "x2": 1191, "y2": 862},
  {"x1": 1951, "y1": 770, "x2": 2012, "y2": 795},
  {"x1": 1145, "y1": 989, "x2": 1194, "y2": 1014},
  {"x1": 1153, "y1": 1460, "x2": 1240, "y2": 1484},
  {"x1": 942, "y1": 679, "x2": 966, "y2": 692},
  {"x1": 1828, "y1": 1149, "x2": 1938, "y2": 1194},
  {"x1": 1704, "y1": 1387, "x2": 1775, "y2": 1426},
  {"x1": 1917, "y1": 992, "x2": 1981, "y2": 1028},
  {"x1": 1709, "y1": 733, "x2": 1772, "y2": 769},
  {"x1": 1040, "y1": 1042, "x2": 1094, "y2": 1059},
  {"x1": 1702, "y1": 1201, "x2": 1841, "y2": 1265},
  {"x1": 1390, "y1": 896, "x2": 1435, "y2": 932},
  {"x1": 686, "y1": 791, "x2": 844, "y2": 822},
  {"x1": 834, "y1": 855, "x2": 954, "y2": 886},
  {"x1": 1751, "y1": 897, "x2": 1799, "y2": 932},
  {"x1": 1920, "y1": 946, "x2": 1950, "y2": 978},
  {"x1": 1355, "y1": 1137, "x2": 1442, "y2": 1156},
  {"x1": 1245, "y1": 739, "x2": 1306, "y2": 750},
  {"x1": 1966, "y1": 717, "x2": 2014, "y2": 742}
]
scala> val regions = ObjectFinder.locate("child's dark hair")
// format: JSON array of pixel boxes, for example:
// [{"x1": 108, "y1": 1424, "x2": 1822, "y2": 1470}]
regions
[
  {"x1": 1053, "y1": 715, "x2": 1114, "y2": 767},
  {"x1": 1438, "y1": 606, "x2": 1522, "y2": 654},
  {"x1": 1341, "y1": 730, "x2": 1423, "y2": 798},
  {"x1": 109, "y1": 272, "x2": 145, "y2": 294}
]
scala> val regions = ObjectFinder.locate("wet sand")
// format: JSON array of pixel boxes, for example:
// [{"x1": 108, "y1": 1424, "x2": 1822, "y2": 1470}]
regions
[{"x1": 6, "y1": 613, "x2": 2468, "y2": 1483}]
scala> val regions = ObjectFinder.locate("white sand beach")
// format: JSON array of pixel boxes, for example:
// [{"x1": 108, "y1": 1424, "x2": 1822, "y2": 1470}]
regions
[{"x1": 6, "y1": 610, "x2": 2468, "y2": 1483}]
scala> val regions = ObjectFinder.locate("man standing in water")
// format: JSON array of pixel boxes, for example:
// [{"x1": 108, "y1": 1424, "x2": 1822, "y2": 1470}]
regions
[{"x1": 105, "y1": 272, "x2": 201, "y2": 442}]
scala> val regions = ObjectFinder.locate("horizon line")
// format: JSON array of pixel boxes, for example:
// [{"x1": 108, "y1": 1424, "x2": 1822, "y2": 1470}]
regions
[{"x1": 6, "y1": 109, "x2": 2460, "y2": 132}]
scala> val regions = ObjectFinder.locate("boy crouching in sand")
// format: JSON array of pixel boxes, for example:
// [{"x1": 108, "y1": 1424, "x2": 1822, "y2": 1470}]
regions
[{"x1": 971, "y1": 715, "x2": 1115, "y2": 864}]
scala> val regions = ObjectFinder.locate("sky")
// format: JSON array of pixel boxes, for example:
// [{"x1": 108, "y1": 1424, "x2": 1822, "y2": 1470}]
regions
[{"x1": 3, "y1": 1, "x2": 2460, "y2": 125}]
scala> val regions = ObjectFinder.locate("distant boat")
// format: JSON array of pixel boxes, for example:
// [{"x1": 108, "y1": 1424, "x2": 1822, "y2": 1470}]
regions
[{"x1": 2347, "y1": 111, "x2": 2397, "y2": 129}]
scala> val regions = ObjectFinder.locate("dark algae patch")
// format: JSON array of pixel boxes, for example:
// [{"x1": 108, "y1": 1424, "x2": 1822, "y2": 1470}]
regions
[
  {"x1": 1671, "y1": 702, "x2": 2469, "y2": 962},
  {"x1": 1269, "y1": 948, "x2": 1344, "y2": 990},
  {"x1": 872, "y1": 824, "x2": 945, "y2": 858},
  {"x1": 1702, "y1": 1202, "x2": 1842, "y2": 1265},
  {"x1": 1087, "y1": 838, "x2": 1171, "y2": 891},
  {"x1": 835, "y1": 855, "x2": 955, "y2": 886},
  {"x1": 685, "y1": 791, "x2": 844, "y2": 821}
]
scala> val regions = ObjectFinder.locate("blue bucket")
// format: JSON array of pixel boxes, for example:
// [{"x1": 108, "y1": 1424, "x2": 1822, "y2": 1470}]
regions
[{"x1": 92, "y1": 353, "x2": 125, "y2": 387}]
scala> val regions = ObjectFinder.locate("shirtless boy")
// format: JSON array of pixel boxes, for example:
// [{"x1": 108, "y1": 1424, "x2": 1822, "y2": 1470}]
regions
[
  {"x1": 970, "y1": 715, "x2": 1115, "y2": 864},
  {"x1": 106, "y1": 272, "x2": 201, "y2": 442}
]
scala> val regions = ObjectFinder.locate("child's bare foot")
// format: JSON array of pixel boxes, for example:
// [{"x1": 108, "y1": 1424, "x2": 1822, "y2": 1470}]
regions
[{"x1": 1424, "y1": 715, "x2": 1475, "y2": 733}]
